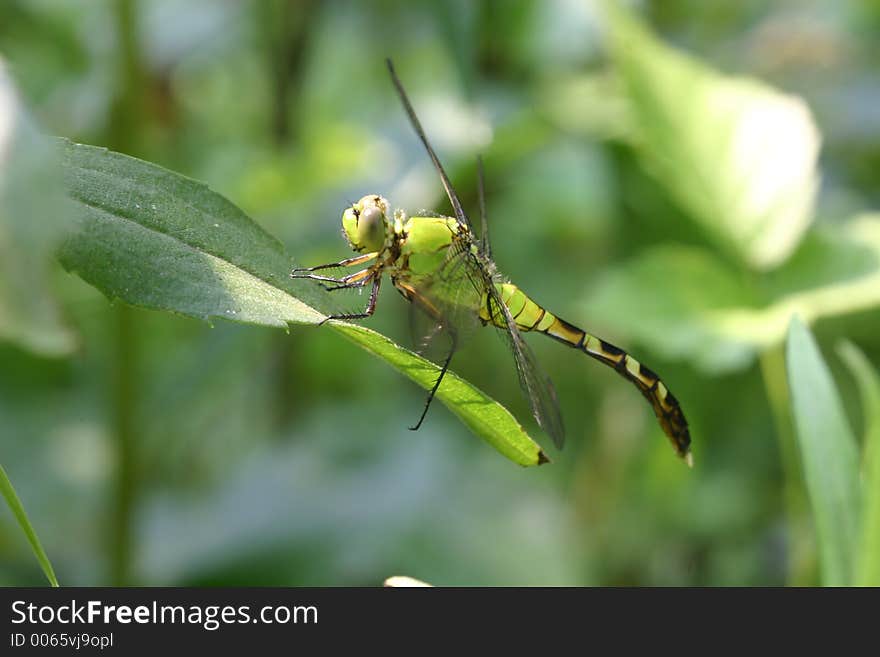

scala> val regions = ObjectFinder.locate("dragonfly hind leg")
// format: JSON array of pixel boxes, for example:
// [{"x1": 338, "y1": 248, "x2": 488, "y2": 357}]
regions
[{"x1": 410, "y1": 329, "x2": 457, "y2": 431}]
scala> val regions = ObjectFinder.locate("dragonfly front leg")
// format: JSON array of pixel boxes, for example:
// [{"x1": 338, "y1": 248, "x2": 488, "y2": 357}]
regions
[
  {"x1": 290, "y1": 252, "x2": 378, "y2": 277},
  {"x1": 295, "y1": 267, "x2": 373, "y2": 290},
  {"x1": 319, "y1": 274, "x2": 382, "y2": 324},
  {"x1": 292, "y1": 253, "x2": 377, "y2": 287}
]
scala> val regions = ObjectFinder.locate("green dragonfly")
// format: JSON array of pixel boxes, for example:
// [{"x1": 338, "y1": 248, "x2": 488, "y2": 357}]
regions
[{"x1": 292, "y1": 60, "x2": 692, "y2": 465}]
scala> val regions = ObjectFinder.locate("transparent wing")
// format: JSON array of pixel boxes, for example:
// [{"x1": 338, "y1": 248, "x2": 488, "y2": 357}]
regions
[
  {"x1": 406, "y1": 303, "x2": 443, "y2": 357},
  {"x1": 476, "y1": 155, "x2": 491, "y2": 259},
  {"x1": 402, "y1": 239, "x2": 566, "y2": 449},
  {"x1": 386, "y1": 59, "x2": 474, "y2": 233},
  {"x1": 482, "y1": 271, "x2": 566, "y2": 449}
]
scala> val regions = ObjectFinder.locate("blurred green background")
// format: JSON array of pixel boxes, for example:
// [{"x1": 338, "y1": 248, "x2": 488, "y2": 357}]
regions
[{"x1": 2, "y1": 0, "x2": 880, "y2": 586}]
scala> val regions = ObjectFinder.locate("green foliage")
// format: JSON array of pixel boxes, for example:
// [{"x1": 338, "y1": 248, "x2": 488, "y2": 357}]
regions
[
  {"x1": 785, "y1": 318, "x2": 860, "y2": 585},
  {"x1": 586, "y1": 6, "x2": 880, "y2": 378},
  {"x1": 588, "y1": 218, "x2": 880, "y2": 373},
  {"x1": 3, "y1": 0, "x2": 880, "y2": 587},
  {"x1": 604, "y1": 3, "x2": 819, "y2": 271},
  {"x1": 837, "y1": 341, "x2": 880, "y2": 586},
  {"x1": 0, "y1": 57, "x2": 66, "y2": 589},
  {"x1": 594, "y1": 2, "x2": 880, "y2": 586}
]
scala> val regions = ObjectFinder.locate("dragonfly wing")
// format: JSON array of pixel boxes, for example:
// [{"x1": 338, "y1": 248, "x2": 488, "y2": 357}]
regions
[
  {"x1": 406, "y1": 301, "x2": 449, "y2": 358},
  {"x1": 476, "y1": 155, "x2": 491, "y2": 259},
  {"x1": 466, "y1": 161, "x2": 563, "y2": 445},
  {"x1": 386, "y1": 59, "x2": 474, "y2": 233},
  {"x1": 484, "y1": 278, "x2": 566, "y2": 449}
]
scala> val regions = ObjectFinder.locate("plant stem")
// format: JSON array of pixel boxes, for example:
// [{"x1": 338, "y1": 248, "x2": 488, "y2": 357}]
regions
[
  {"x1": 107, "y1": 0, "x2": 146, "y2": 585},
  {"x1": 263, "y1": 0, "x2": 317, "y2": 146},
  {"x1": 261, "y1": 0, "x2": 317, "y2": 431}
]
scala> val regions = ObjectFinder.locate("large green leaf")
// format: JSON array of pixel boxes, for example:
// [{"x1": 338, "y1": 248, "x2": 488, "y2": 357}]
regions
[
  {"x1": 786, "y1": 318, "x2": 860, "y2": 585},
  {"x1": 585, "y1": 216, "x2": 880, "y2": 373},
  {"x1": 604, "y1": 5, "x2": 819, "y2": 270},
  {"x1": 58, "y1": 140, "x2": 325, "y2": 327},
  {"x1": 0, "y1": 463, "x2": 58, "y2": 586},
  {"x1": 837, "y1": 341, "x2": 880, "y2": 586},
  {"x1": 57, "y1": 141, "x2": 548, "y2": 466},
  {"x1": 0, "y1": 60, "x2": 75, "y2": 354}
]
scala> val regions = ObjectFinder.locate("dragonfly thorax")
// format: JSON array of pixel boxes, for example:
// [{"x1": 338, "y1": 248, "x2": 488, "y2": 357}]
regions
[{"x1": 341, "y1": 194, "x2": 395, "y2": 254}]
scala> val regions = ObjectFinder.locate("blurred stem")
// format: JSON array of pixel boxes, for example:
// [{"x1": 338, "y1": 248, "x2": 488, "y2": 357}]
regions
[
  {"x1": 261, "y1": 0, "x2": 316, "y2": 432},
  {"x1": 107, "y1": 0, "x2": 146, "y2": 585},
  {"x1": 263, "y1": 0, "x2": 317, "y2": 146},
  {"x1": 759, "y1": 344, "x2": 815, "y2": 585}
]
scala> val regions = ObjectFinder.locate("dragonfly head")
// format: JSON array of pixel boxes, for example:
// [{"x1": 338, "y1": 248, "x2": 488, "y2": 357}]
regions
[{"x1": 342, "y1": 195, "x2": 391, "y2": 253}]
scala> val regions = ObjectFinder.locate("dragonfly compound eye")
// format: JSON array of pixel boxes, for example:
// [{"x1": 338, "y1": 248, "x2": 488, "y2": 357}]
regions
[
  {"x1": 342, "y1": 195, "x2": 389, "y2": 253},
  {"x1": 358, "y1": 205, "x2": 386, "y2": 250}
]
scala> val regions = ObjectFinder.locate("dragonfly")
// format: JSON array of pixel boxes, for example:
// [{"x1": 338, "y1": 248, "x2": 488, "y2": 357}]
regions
[{"x1": 292, "y1": 60, "x2": 692, "y2": 465}]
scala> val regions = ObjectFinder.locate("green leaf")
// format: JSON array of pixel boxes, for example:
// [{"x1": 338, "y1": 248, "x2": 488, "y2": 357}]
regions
[
  {"x1": 785, "y1": 317, "x2": 860, "y2": 585},
  {"x1": 585, "y1": 216, "x2": 880, "y2": 374},
  {"x1": 331, "y1": 322, "x2": 548, "y2": 466},
  {"x1": 604, "y1": 5, "x2": 819, "y2": 270},
  {"x1": 58, "y1": 141, "x2": 547, "y2": 466},
  {"x1": 0, "y1": 463, "x2": 59, "y2": 586},
  {"x1": 0, "y1": 60, "x2": 75, "y2": 355},
  {"x1": 836, "y1": 341, "x2": 880, "y2": 586}
]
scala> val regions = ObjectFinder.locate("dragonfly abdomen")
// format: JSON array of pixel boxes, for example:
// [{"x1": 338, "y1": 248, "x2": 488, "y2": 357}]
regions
[{"x1": 483, "y1": 282, "x2": 692, "y2": 463}]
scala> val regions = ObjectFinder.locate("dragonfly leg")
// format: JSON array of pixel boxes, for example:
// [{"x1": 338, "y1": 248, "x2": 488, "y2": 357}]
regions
[
  {"x1": 410, "y1": 329, "x2": 457, "y2": 431},
  {"x1": 293, "y1": 272, "x2": 351, "y2": 285},
  {"x1": 296, "y1": 266, "x2": 375, "y2": 291},
  {"x1": 319, "y1": 274, "x2": 382, "y2": 324},
  {"x1": 324, "y1": 279, "x2": 370, "y2": 292},
  {"x1": 290, "y1": 252, "x2": 378, "y2": 277}
]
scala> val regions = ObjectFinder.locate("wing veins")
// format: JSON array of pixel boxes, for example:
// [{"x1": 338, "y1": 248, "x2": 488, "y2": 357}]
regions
[{"x1": 386, "y1": 59, "x2": 472, "y2": 231}]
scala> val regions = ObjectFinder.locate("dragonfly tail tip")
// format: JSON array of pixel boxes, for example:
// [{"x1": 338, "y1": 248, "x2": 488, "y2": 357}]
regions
[{"x1": 684, "y1": 451, "x2": 694, "y2": 468}]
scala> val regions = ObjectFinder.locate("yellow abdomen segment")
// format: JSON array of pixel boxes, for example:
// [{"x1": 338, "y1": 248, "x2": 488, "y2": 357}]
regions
[{"x1": 480, "y1": 282, "x2": 559, "y2": 332}]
